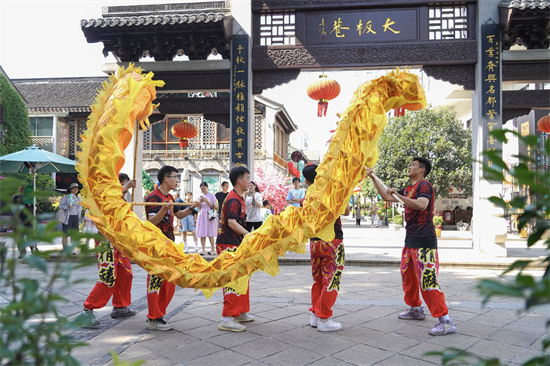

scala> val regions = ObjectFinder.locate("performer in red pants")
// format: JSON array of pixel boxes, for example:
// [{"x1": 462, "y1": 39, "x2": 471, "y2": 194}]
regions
[
  {"x1": 216, "y1": 166, "x2": 255, "y2": 332},
  {"x1": 80, "y1": 174, "x2": 137, "y2": 327},
  {"x1": 367, "y1": 157, "x2": 456, "y2": 336},
  {"x1": 302, "y1": 164, "x2": 350, "y2": 332},
  {"x1": 145, "y1": 166, "x2": 198, "y2": 331}
]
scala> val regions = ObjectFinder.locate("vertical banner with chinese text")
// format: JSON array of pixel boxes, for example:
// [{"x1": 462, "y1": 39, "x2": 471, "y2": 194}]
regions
[
  {"x1": 481, "y1": 23, "x2": 502, "y2": 178},
  {"x1": 230, "y1": 34, "x2": 250, "y2": 168}
]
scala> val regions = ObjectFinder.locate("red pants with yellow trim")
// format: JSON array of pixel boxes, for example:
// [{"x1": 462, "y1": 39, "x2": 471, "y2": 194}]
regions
[
  {"x1": 216, "y1": 244, "x2": 250, "y2": 318},
  {"x1": 84, "y1": 242, "x2": 133, "y2": 310},
  {"x1": 401, "y1": 247, "x2": 448, "y2": 318},
  {"x1": 147, "y1": 274, "x2": 176, "y2": 320},
  {"x1": 310, "y1": 239, "x2": 344, "y2": 319}
]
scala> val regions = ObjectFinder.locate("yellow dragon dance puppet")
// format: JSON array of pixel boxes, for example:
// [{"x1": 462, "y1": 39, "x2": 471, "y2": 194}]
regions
[{"x1": 77, "y1": 65, "x2": 426, "y2": 298}]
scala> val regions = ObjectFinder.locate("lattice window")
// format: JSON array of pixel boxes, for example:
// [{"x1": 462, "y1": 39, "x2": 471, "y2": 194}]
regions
[
  {"x1": 69, "y1": 120, "x2": 76, "y2": 156},
  {"x1": 429, "y1": 5, "x2": 468, "y2": 40},
  {"x1": 260, "y1": 11, "x2": 296, "y2": 46},
  {"x1": 187, "y1": 116, "x2": 202, "y2": 150},
  {"x1": 254, "y1": 115, "x2": 263, "y2": 150},
  {"x1": 201, "y1": 118, "x2": 217, "y2": 148},
  {"x1": 31, "y1": 136, "x2": 53, "y2": 152},
  {"x1": 143, "y1": 127, "x2": 152, "y2": 150},
  {"x1": 76, "y1": 120, "x2": 86, "y2": 152}
]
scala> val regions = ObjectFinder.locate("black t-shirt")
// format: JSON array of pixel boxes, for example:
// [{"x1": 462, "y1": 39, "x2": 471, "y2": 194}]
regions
[
  {"x1": 398, "y1": 180, "x2": 437, "y2": 249},
  {"x1": 145, "y1": 188, "x2": 181, "y2": 241},
  {"x1": 215, "y1": 191, "x2": 229, "y2": 216},
  {"x1": 216, "y1": 190, "x2": 246, "y2": 246}
]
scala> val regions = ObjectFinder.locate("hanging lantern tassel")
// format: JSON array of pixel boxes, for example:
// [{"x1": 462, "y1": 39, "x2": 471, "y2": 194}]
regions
[
  {"x1": 307, "y1": 75, "x2": 341, "y2": 118},
  {"x1": 180, "y1": 139, "x2": 189, "y2": 148}
]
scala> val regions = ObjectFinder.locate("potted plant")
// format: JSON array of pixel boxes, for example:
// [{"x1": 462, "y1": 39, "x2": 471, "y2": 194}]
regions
[{"x1": 433, "y1": 215, "x2": 444, "y2": 237}]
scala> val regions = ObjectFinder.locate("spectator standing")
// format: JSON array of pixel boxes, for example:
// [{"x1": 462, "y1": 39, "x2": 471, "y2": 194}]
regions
[
  {"x1": 216, "y1": 166, "x2": 254, "y2": 332},
  {"x1": 245, "y1": 181, "x2": 263, "y2": 232},
  {"x1": 145, "y1": 166, "x2": 198, "y2": 330},
  {"x1": 180, "y1": 192, "x2": 198, "y2": 252},
  {"x1": 355, "y1": 204, "x2": 362, "y2": 226},
  {"x1": 58, "y1": 183, "x2": 82, "y2": 250},
  {"x1": 260, "y1": 200, "x2": 271, "y2": 223},
  {"x1": 215, "y1": 181, "x2": 230, "y2": 218},
  {"x1": 13, "y1": 185, "x2": 36, "y2": 258},
  {"x1": 286, "y1": 177, "x2": 304, "y2": 208},
  {"x1": 196, "y1": 182, "x2": 218, "y2": 255}
]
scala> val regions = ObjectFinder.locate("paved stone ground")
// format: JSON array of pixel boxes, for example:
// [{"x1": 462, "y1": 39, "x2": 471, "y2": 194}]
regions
[{"x1": 5, "y1": 262, "x2": 548, "y2": 366}]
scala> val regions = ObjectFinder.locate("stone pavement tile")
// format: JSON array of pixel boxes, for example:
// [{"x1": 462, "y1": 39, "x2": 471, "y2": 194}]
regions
[
  {"x1": 271, "y1": 325, "x2": 326, "y2": 345},
  {"x1": 446, "y1": 309, "x2": 480, "y2": 322},
  {"x1": 360, "y1": 305, "x2": 402, "y2": 319},
  {"x1": 184, "y1": 303, "x2": 223, "y2": 320},
  {"x1": 162, "y1": 340, "x2": 224, "y2": 363},
  {"x1": 298, "y1": 334, "x2": 358, "y2": 356},
  {"x1": 247, "y1": 320, "x2": 298, "y2": 337},
  {"x1": 303, "y1": 356, "x2": 355, "y2": 366},
  {"x1": 171, "y1": 315, "x2": 217, "y2": 332},
  {"x1": 167, "y1": 309, "x2": 196, "y2": 322},
  {"x1": 361, "y1": 314, "x2": 409, "y2": 333},
  {"x1": 334, "y1": 325, "x2": 385, "y2": 342},
  {"x1": 455, "y1": 321, "x2": 499, "y2": 338},
  {"x1": 399, "y1": 341, "x2": 449, "y2": 364},
  {"x1": 529, "y1": 334, "x2": 550, "y2": 351},
  {"x1": 392, "y1": 324, "x2": 434, "y2": 342},
  {"x1": 502, "y1": 321, "x2": 549, "y2": 337},
  {"x1": 138, "y1": 332, "x2": 200, "y2": 352},
  {"x1": 330, "y1": 308, "x2": 379, "y2": 326},
  {"x1": 207, "y1": 329, "x2": 262, "y2": 348},
  {"x1": 277, "y1": 313, "x2": 312, "y2": 327},
  {"x1": 118, "y1": 353, "x2": 176, "y2": 366},
  {"x1": 487, "y1": 329, "x2": 541, "y2": 347},
  {"x1": 180, "y1": 323, "x2": 225, "y2": 340},
  {"x1": 364, "y1": 333, "x2": 420, "y2": 352},
  {"x1": 467, "y1": 340, "x2": 525, "y2": 363},
  {"x1": 260, "y1": 346, "x2": 323, "y2": 366},
  {"x1": 242, "y1": 362, "x2": 269, "y2": 366},
  {"x1": 117, "y1": 344, "x2": 153, "y2": 361},
  {"x1": 426, "y1": 332, "x2": 481, "y2": 349},
  {"x1": 232, "y1": 337, "x2": 292, "y2": 359},
  {"x1": 332, "y1": 344, "x2": 393, "y2": 365},
  {"x1": 511, "y1": 347, "x2": 549, "y2": 364},
  {"x1": 374, "y1": 354, "x2": 437, "y2": 366},
  {"x1": 257, "y1": 306, "x2": 306, "y2": 321},
  {"x1": 246, "y1": 303, "x2": 281, "y2": 314}
]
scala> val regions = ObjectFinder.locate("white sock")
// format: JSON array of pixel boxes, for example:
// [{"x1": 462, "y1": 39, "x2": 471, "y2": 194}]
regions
[
  {"x1": 412, "y1": 306, "x2": 422, "y2": 311},
  {"x1": 221, "y1": 316, "x2": 232, "y2": 322},
  {"x1": 439, "y1": 315, "x2": 450, "y2": 322}
]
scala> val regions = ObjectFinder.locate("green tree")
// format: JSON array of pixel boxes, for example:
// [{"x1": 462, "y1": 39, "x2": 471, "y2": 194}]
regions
[
  {"x1": 375, "y1": 106, "x2": 472, "y2": 197},
  {"x1": 0, "y1": 74, "x2": 32, "y2": 156},
  {"x1": 360, "y1": 177, "x2": 378, "y2": 200}
]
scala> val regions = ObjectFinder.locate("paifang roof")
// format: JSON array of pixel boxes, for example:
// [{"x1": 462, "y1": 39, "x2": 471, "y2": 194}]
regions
[
  {"x1": 11, "y1": 77, "x2": 107, "y2": 114},
  {"x1": 80, "y1": 12, "x2": 225, "y2": 29},
  {"x1": 504, "y1": 0, "x2": 550, "y2": 9}
]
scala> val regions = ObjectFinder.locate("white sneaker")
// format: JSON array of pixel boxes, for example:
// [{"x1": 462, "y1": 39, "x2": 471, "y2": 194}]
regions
[
  {"x1": 80, "y1": 309, "x2": 100, "y2": 328},
  {"x1": 234, "y1": 313, "x2": 255, "y2": 322},
  {"x1": 183, "y1": 245, "x2": 188, "y2": 252},
  {"x1": 309, "y1": 313, "x2": 319, "y2": 328},
  {"x1": 219, "y1": 318, "x2": 247, "y2": 332},
  {"x1": 317, "y1": 318, "x2": 342, "y2": 332},
  {"x1": 146, "y1": 317, "x2": 173, "y2": 331}
]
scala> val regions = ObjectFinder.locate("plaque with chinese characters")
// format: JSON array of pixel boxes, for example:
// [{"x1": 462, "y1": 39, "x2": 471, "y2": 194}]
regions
[
  {"x1": 230, "y1": 34, "x2": 250, "y2": 168},
  {"x1": 307, "y1": 9, "x2": 418, "y2": 44},
  {"x1": 481, "y1": 23, "x2": 502, "y2": 178}
]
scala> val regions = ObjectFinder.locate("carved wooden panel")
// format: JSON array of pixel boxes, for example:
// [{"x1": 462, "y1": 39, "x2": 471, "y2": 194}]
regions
[
  {"x1": 503, "y1": 90, "x2": 550, "y2": 109},
  {"x1": 252, "y1": 41, "x2": 476, "y2": 69},
  {"x1": 503, "y1": 62, "x2": 550, "y2": 82},
  {"x1": 423, "y1": 65, "x2": 475, "y2": 90},
  {"x1": 158, "y1": 72, "x2": 230, "y2": 91},
  {"x1": 252, "y1": 69, "x2": 301, "y2": 94},
  {"x1": 156, "y1": 97, "x2": 230, "y2": 114}
]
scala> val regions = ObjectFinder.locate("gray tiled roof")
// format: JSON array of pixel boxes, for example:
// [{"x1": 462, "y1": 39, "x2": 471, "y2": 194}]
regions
[
  {"x1": 504, "y1": 0, "x2": 550, "y2": 9},
  {"x1": 11, "y1": 77, "x2": 107, "y2": 113},
  {"x1": 80, "y1": 12, "x2": 225, "y2": 28}
]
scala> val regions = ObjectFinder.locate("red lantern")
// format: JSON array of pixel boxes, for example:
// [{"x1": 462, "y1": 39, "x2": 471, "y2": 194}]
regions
[
  {"x1": 171, "y1": 119, "x2": 198, "y2": 148},
  {"x1": 393, "y1": 108, "x2": 405, "y2": 117},
  {"x1": 288, "y1": 161, "x2": 294, "y2": 173},
  {"x1": 306, "y1": 75, "x2": 341, "y2": 117},
  {"x1": 537, "y1": 114, "x2": 550, "y2": 133}
]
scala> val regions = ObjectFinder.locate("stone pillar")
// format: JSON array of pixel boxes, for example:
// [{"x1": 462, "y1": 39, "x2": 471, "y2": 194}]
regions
[
  {"x1": 471, "y1": 0, "x2": 507, "y2": 256},
  {"x1": 231, "y1": 0, "x2": 254, "y2": 177}
]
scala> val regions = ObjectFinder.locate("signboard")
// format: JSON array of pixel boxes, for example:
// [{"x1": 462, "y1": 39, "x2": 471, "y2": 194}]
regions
[
  {"x1": 481, "y1": 23, "x2": 502, "y2": 178},
  {"x1": 230, "y1": 34, "x2": 250, "y2": 168},
  {"x1": 307, "y1": 9, "x2": 418, "y2": 44}
]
